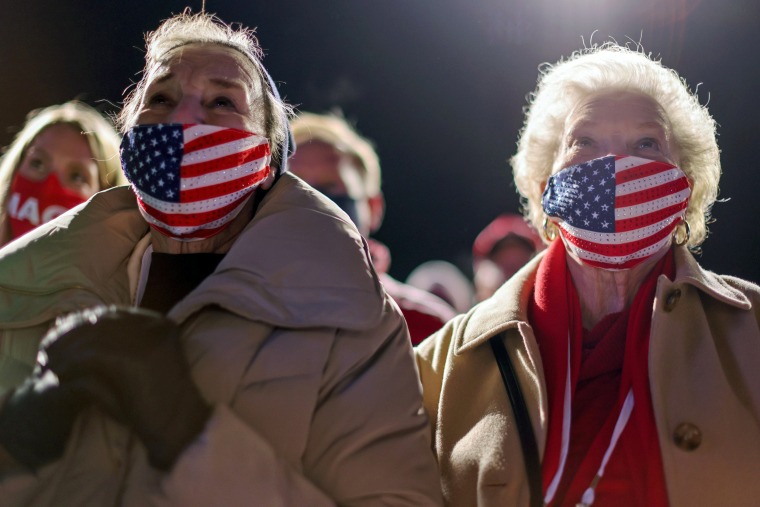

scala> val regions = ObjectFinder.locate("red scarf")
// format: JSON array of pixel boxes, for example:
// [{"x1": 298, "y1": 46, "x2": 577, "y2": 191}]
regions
[{"x1": 529, "y1": 239, "x2": 672, "y2": 506}]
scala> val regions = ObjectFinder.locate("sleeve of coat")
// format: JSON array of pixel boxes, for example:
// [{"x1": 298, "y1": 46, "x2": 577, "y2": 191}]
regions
[{"x1": 155, "y1": 304, "x2": 443, "y2": 506}]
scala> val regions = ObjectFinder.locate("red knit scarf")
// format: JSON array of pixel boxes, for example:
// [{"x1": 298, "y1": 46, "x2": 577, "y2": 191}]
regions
[{"x1": 529, "y1": 239, "x2": 672, "y2": 506}]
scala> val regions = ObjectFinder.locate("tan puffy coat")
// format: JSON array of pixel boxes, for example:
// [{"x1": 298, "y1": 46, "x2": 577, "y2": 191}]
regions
[
  {"x1": 0, "y1": 174, "x2": 442, "y2": 506},
  {"x1": 416, "y1": 247, "x2": 760, "y2": 506}
]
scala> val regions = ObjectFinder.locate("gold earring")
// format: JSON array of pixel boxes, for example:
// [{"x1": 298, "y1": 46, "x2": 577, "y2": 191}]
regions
[
  {"x1": 673, "y1": 219, "x2": 691, "y2": 246},
  {"x1": 543, "y1": 217, "x2": 558, "y2": 241}
]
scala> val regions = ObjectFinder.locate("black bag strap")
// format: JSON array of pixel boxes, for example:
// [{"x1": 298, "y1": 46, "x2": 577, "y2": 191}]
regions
[{"x1": 489, "y1": 333, "x2": 543, "y2": 507}]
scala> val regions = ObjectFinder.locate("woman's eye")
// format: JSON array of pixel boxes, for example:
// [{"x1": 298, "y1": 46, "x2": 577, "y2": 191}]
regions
[
  {"x1": 637, "y1": 138, "x2": 661, "y2": 150},
  {"x1": 572, "y1": 137, "x2": 593, "y2": 148},
  {"x1": 28, "y1": 158, "x2": 45, "y2": 170},
  {"x1": 68, "y1": 172, "x2": 87, "y2": 184},
  {"x1": 210, "y1": 96, "x2": 234, "y2": 108},
  {"x1": 146, "y1": 93, "x2": 171, "y2": 106}
]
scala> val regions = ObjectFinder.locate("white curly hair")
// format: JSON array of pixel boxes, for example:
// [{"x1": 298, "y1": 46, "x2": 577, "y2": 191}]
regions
[{"x1": 511, "y1": 43, "x2": 720, "y2": 248}]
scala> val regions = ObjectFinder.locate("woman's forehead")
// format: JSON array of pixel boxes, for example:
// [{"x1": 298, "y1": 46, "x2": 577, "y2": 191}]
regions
[
  {"x1": 566, "y1": 90, "x2": 669, "y2": 129},
  {"x1": 147, "y1": 43, "x2": 260, "y2": 92}
]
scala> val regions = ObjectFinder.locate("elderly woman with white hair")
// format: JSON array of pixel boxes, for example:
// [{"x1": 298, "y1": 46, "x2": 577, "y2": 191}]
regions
[
  {"x1": 0, "y1": 11, "x2": 441, "y2": 506},
  {"x1": 416, "y1": 44, "x2": 760, "y2": 507}
]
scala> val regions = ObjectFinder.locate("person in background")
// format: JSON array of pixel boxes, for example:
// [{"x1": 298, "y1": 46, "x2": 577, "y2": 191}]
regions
[
  {"x1": 0, "y1": 12, "x2": 441, "y2": 506},
  {"x1": 416, "y1": 43, "x2": 760, "y2": 506},
  {"x1": 289, "y1": 111, "x2": 455, "y2": 344},
  {"x1": 471, "y1": 213, "x2": 544, "y2": 301},
  {"x1": 406, "y1": 259, "x2": 475, "y2": 314},
  {"x1": 0, "y1": 101, "x2": 125, "y2": 246}
]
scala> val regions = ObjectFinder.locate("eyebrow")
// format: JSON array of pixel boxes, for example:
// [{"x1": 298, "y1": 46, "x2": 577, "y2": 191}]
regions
[
  {"x1": 25, "y1": 145, "x2": 49, "y2": 158},
  {"x1": 151, "y1": 72, "x2": 174, "y2": 86},
  {"x1": 209, "y1": 77, "x2": 247, "y2": 90},
  {"x1": 566, "y1": 119, "x2": 667, "y2": 132},
  {"x1": 147, "y1": 73, "x2": 248, "y2": 93},
  {"x1": 638, "y1": 121, "x2": 668, "y2": 131}
]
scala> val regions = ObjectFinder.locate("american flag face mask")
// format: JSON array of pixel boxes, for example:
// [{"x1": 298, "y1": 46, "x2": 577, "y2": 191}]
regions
[
  {"x1": 120, "y1": 123, "x2": 271, "y2": 241},
  {"x1": 542, "y1": 154, "x2": 691, "y2": 270}
]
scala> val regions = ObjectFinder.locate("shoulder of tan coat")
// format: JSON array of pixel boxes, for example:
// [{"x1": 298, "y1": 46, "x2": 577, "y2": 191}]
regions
[
  {"x1": 414, "y1": 315, "x2": 466, "y2": 430},
  {"x1": 174, "y1": 172, "x2": 387, "y2": 331}
]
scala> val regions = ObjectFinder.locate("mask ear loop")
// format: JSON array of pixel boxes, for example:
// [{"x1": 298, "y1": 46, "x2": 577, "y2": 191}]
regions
[
  {"x1": 673, "y1": 219, "x2": 691, "y2": 246},
  {"x1": 542, "y1": 217, "x2": 558, "y2": 241}
]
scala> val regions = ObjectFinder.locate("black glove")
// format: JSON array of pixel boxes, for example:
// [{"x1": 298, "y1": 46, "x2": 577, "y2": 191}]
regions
[
  {"x1": 0, "y1": 335, "x2": 114, "y2": 471},
  {"x1": 42, "y1": 305, "x2": 211, "y2": 471}
]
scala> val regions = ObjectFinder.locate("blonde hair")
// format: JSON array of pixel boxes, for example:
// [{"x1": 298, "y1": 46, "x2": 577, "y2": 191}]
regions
[
  {"x1": 511, "y1": 43, "x2": 720, "y2": 247},
  {"x1": 290, "y1": 112, "x2": 382, "y2": 197},
  {"x1": 0, "y1": 100, "x2": 125, "y2": 242},
  {"x1": 118, "y1": 11, "x2": 292, "y2": 168}
]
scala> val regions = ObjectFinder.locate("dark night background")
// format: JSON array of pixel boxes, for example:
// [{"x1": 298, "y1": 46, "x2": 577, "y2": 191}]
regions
[{"x1": 1, "y1": 0, "x2": 758, "y2": 284}]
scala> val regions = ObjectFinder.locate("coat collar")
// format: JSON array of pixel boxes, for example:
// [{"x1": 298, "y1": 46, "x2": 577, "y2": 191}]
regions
[
  {"x1": 456, "y1": 244, "x2": 751, "y2": 355},
  {"x1": 168, "y1": 173, "x2": 387, "y2": 330},
  {"x1": 669, "y1": 245, "x2": 751, "y2": 310},
  {"x1": 455, "y1": 252, "x2": 544, "y2": 354},
  {"x1": 0, "y1": 174, "x2": 387, "y2": 332}
]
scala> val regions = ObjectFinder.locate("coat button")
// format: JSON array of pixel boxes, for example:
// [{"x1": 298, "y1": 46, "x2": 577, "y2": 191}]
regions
[
  {"x1": 673, "y1": 422, "x2": 702, "y2": 451},
  {"x1": 664, "y1": 289, "x2": 682, "y2": 312}
]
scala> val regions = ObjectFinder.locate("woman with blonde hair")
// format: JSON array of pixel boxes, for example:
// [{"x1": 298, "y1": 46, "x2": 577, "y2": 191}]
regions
[{"x1": 0, "y1": 100, "x2": 125, "y2": 245}]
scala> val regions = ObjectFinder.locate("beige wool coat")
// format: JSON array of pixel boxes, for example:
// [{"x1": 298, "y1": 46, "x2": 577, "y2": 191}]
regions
[
  {"x1": 416, "y1": 247, "x2": 760, "y2": 506},
  {"x1": 0, "y1": 173, "x2": 442, "y2": 506}
]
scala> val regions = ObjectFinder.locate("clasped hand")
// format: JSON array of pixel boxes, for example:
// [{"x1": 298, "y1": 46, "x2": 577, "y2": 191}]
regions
[{"x1": 0, "y1": 306, "x2": 210, "y2": 472}]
